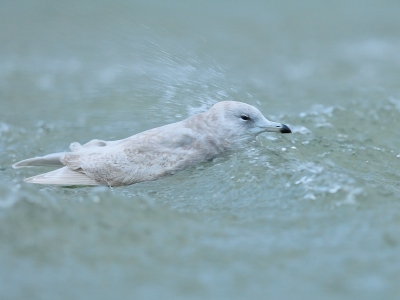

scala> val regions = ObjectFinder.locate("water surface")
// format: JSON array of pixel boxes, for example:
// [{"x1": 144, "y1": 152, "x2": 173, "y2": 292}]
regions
[{"x1": 1, "y1": 1, "x2": 400, "y2": 299}]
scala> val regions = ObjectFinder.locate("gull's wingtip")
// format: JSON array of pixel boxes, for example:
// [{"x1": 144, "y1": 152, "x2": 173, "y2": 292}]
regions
[
  {"x1": 12, "y1": 161, "x2": 30, "y2": 169},
  {"x1": 12, "y1": 153, "x2": 65, "y2": 169}
]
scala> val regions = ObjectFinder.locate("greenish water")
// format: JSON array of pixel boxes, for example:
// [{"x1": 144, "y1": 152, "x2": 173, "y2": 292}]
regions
[{"x1": 1, "y1": 1, "x2": 400, "y2": 299}]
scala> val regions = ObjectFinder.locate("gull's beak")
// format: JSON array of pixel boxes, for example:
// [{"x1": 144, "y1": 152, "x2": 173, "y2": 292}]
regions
[
  {"x1": 279, "y1": 123, "x2": 292, "y2": 134},
  {"x1": 262, "y1": 121, "x2": 292, "y2": 134}
]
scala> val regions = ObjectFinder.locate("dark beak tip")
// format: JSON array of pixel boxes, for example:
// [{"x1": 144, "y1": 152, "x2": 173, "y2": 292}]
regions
[{"x1": 280, "y1": 124, "x2": 292, "y2": 134}]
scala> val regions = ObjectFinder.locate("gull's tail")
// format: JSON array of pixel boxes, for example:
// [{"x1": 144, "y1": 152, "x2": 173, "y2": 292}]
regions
[
  {"x1": 24, "y1": 167, "x2": 100, "y2": 186},
  {"x1": 13, "y1": 153, "x2": 100, "y2": 186}
]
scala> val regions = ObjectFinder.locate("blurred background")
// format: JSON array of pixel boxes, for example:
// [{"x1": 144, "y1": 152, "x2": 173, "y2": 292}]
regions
[{"x1": 1, "y1": 0, "x2": 400, "y2": 299}]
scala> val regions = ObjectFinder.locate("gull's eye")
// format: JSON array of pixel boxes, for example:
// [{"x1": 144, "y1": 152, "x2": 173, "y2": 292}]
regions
[{"x1": 241, "y1": 114, "x2": 250, "y2": 121}]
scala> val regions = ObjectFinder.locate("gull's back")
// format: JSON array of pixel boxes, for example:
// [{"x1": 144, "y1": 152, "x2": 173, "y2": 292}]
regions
[{"x1": 60, "y1": 112, "x2": 228, "y2": 186}]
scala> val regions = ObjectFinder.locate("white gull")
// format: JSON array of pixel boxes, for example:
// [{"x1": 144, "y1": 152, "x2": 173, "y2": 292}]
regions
[{"x1": 13, "y1": 101, "x2": 291, "y2": 186}]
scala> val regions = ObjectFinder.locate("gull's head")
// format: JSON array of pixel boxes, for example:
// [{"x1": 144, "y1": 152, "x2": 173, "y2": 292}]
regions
[{"x1": 208, "y1": 101, "x2": 291, "y2": 137}]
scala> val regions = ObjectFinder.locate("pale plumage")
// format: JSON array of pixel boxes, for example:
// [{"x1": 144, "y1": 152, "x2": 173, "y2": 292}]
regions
[{"x1": 13, "y1": 101, "x2": 291, "y2": 186}]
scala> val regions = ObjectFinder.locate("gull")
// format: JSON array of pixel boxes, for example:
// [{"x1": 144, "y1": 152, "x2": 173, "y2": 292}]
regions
[{"x1": 13, "y1": 101, "x2": 291, "y2": 186}]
